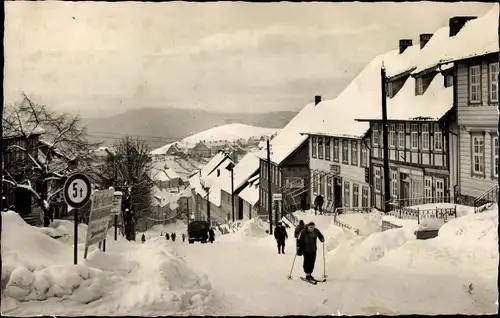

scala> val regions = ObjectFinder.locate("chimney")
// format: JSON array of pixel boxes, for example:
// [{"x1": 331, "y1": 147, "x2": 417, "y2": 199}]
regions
[
  {"x1": 314, "y1": 95, "x2": 322, "y2": 106},
  {"x1": 419, "y1": 33, "x2": 433, "y2": 49},
  {"x1": 449, "y1": 16, "x2": 477, "y2": 37},
  {"x1": 399, "y1": 39, "x2": 413, "y2": 54}
]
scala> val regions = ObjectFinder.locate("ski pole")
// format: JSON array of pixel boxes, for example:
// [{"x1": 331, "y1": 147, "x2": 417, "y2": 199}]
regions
[
  {"x1": 322, "y1": 242, "x2": 327, "y2": 279},
  {"x1": 287, "y1": 253, "x2": 297, "y2": 280}
]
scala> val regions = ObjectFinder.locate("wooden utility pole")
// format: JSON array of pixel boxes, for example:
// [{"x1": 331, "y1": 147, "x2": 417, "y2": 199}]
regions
[
  {"x1": 381, "y1": 65, "x2": 391, "y2": 212},
  {"x1": 267, "y1": 139, "x2": 273, "y2": 235},
  {"x1": 231, "y1": 168, "x2": 235, "y2": 222}
]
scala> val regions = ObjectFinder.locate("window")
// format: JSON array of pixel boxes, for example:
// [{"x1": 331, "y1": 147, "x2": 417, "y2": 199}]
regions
[
  {"x1": 422, "y1": 124, "x2": 429, "y2": 150},
  {"x1": 362, "y1": 187, "x2": 369, "y2": 208},
  {"x1": 411, "y1": 123, "x2": 418, "y2": 149},
  {"x1": 342, "y1": 139, "x2": 349, "y2": 164},
  {"x1": 372, "y1": 123, "x2": 379, "y2": 146},
  {"x1": 445, "y1": 74, "x2": 454, "y2": 88},
  {"x1": 416, "y1": 77, "x2": 424, "y2": 95},
  {"x1": 434, "y1": 126, "x2": 443, "y2": 151},
  {"x1": 333, "y1": 139, "x2": 339, "y2": 162},
  {"x1": 472, "y1": 135, "x2": 484, "y2": 174},
  {"x1": 318, "y1": 137, "x2": 324, "y2": 159},
  {"x1": 469, "y1": 65, "x2": 481, "y2": 103},
  {"x1": 270, "y1": 165, "x2": 274, "y2": 183},
  {"x1": 398, "y1": 124, "x2": 405, "y2": 149},
  {"x1": 391, "y1": 171, "x2": 398, "y2": 198},
  {"x1": 344, "y1": 181, "x2": 350, "y2": 207},
  {"x1": 493, "y1": 136, "x2": 498, "y2": 178},
  {"x1": 353, "y1": 184, "x2": 359, "y2": 207},
  {"x1": 278, "y1": 170, "x2": 282, "y2": 187},
  {"x1": 490, "y1": 62, "x2": 499, "y2": 102},
  {"x1": 320, "y1": 175, "x2": 325, "y2": 196},
  {"x1": 325, "y1": 138, "x2": 331, "y2": 161},
  {"x1": 435, "y1": 179, "x2": 444, "y2": 200},
  {"x1": 313, "y1": 173, "x2": 318, "y2": 193},
  {"x1": 424, "y1": 177, "x2": 432, "y2": 199},
  {"x1": 389, "y1": 124, "x2": 396, "y2": 148},
  {"x1": 312, "y1": 137, "x2": 317, "y2": 158},
  {"x1": 351, "y1": 140, "x2": 358, "y2": 166},
  {"x1": 327, "y1": 176, "x2": 333, "y2": 200},
  {"x1": 361, "y1": 143, "x2": 368, "y2": 167},
  {"x1": 375, "y1": 167, "x2": 381, "y2": 193}
]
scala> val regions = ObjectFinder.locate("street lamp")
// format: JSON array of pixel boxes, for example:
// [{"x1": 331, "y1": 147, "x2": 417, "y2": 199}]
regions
[{"x1": 226, "y1": 162, "x2": 236, "y2": 222}]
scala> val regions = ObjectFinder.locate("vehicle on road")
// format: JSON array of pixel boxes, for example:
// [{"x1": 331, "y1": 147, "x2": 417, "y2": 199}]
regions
[{"x1": 187, "y1": 220, "x2": 209, "y2": 244}]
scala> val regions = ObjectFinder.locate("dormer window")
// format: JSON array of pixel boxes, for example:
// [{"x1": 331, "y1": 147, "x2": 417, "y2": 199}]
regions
[{"x1": 416, "y1": 77, "x2": 424, "y2": 95}]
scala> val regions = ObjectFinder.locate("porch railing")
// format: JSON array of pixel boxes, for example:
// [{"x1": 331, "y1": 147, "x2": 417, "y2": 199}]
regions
[
  {"x1": 474, "y1": 185, "x2": 499, "y2": 213},
  {"x1": 386, "y1": 196, "x2": 457, "y2": 209}
]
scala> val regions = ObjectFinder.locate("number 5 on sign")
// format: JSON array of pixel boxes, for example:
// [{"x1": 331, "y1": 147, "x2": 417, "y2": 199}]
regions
[{"x1": 64, "y1": 173, "x2": 92, "y2": 209}]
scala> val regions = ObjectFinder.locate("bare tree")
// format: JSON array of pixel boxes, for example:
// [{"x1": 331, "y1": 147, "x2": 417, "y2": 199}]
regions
[
  {"x1": 2, "y1": 94, "x2": 100, "y2": 226},
  {"x1": 99, "y1": 136, "x2": 153, "y2": 241}
]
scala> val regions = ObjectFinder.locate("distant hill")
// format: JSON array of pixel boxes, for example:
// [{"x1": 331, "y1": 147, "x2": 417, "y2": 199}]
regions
[
  {"x1": 152, "y1": 123, "x2": 279, "y2": 155},
  {"x1": 82, "y1": 108, "x2": 296, "y2": 149}
]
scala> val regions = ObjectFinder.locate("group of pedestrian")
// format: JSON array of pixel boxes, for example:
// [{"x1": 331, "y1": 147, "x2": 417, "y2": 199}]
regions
[
  {"x1": 273, "y1": 218, "x2": 325, "y2": 282},
  {"x1": 163, "y1": 232, "x2": 178, "y2": 242}
]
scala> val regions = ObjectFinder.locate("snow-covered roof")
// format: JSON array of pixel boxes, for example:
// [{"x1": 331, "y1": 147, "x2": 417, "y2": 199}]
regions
[
  {"x1": 207, "y1": 152, "x2": 260, "y2": 194},
  {"x1": 151, "y1": 142, "x2": 175, "y2": 155},
  {"x1": 302, "y1": 13, "x2": 467, "y2": 139},
  {"x1": 200, "y1": 152, "x2": 232, "y2": 176},
  {"x1": 440, "y1": 5, "x2": 499, "y2": 64},
  {"x1": 356, "y1": 74, "x2": 452, "y2": 121},
  {"x1": 413, "y1": 5, "x2": 498, "y2": 74},
  {"x1": 256, "y1": 102, "x2": 316, "y2": 165},
  {"x1": 239, "y1": 178, "x2": 260, "y2": 205},
  {"x1": 182, "y1": 123, "x2": 278, "y2": 145},
  {"x1": 151, "y1": 168, "x2": 181, "y2": 181},
  {"x1": 152, "y1": 186, "x2": 181, "y2": 208}
]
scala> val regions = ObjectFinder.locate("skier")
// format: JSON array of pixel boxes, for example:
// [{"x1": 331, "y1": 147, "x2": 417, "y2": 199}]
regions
[
  {"x1": 208, "y1": 228, "x2": 215, "y2": 243},
  {"x1": 171, "y1": 232, "x2": 176, "y2": 242},
  {"x1": 297, "y1": 222, "x2": 325, "y2": 281},
  {"x1": 274, "y1": 222, "x2": 288, "y2": 254},
  {"x1": 141, "y1": 234, "x2": 146, "y2": 243},
  {"x1": 182, "y1": 233, "x2": 186, "y2": 243},
  {"x1": 314, "y1": 194, "x2": 324, "y2": 215},
  {"x1": 294, "y1": 220, "x2": 305, "y2": 251},
  {"x1": 165, "y1": 233, "x2": 170, "y2": 240}
]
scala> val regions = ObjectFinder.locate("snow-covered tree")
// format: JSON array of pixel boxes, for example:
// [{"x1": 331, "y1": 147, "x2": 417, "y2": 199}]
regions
[
  {"x1": 2, "y1": 94, "x2": 100, "y2": 226},
  {"x1": 99, "y1": 136, "x2": 153, "y2": 241}
]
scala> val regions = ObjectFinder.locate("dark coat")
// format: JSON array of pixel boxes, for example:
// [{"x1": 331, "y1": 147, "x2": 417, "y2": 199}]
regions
[
  {"x1": 274, "y1": 225, "x2": 288, "y2": 241},
  {"x1": 314, "y1": 195, "x2": 324, "y2": 206},
  {"x1": 208, "y1": 229, "x2": 215, "y2": 239},
  {"x1": 298, "y1": 228, "x2": 325, "y2": 253},
  {"x1": 294, "y1": 224, "x2": 305, "y2": 238}
]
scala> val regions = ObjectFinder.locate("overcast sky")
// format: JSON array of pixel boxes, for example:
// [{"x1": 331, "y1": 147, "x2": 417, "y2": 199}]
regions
[{"x1": 4, "y1": 1, "x2": 493, "y2": 117}]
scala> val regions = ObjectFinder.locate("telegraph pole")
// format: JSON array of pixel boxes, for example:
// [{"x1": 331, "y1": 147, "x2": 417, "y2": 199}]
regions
[
  {"x1": 231, "y1": 168, "x2": 235, "y2": 222},
  {"x1": 381, "y1": 65, "x2": 391, "y2": 212},
  {"x1": 267, "y1": 139, "x2": 273, "y2": 235}
]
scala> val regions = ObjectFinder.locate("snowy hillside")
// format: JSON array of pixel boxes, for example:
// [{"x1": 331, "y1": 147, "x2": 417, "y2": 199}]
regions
[{"x1": 152, "y1": 123, "x2": 278, "y2": 154}]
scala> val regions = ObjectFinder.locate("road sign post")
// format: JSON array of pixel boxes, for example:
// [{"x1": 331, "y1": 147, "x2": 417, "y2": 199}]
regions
[
  {"x1": 84, "y1": 188, "x2": 114, "y2": 259},
  {"x1": 63, "y1": 173, "x2": 92, "y2": 265}
]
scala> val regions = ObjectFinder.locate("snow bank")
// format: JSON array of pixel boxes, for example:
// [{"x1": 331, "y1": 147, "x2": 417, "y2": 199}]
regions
[
  {"x1": 336, "y1": 211, "x2": 383, "y2": 235},
  {"x1": 1, "y1": 211, "x2": 108, "y2": 305},
  {"x1": 351, "y1": 228, "x2": 417, "y2": 262},
  {"x1": 219, "y1": 219, "x2": 267, "y2": 242},
  {"x1": 2, "y1": 211, "x2": 215, "y2": 316}
]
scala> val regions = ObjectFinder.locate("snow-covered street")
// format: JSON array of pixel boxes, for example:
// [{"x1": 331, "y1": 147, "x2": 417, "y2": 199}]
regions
[{"x1": 2, "y1": 208, "x2": 497, "y2": 316}]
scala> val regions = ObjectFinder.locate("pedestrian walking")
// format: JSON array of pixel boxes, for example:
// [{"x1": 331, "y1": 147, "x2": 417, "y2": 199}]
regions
[
  {"x1": 314, "y1": 194, "x2": 324, "y2": 215},
  {"x1": 141, "y1": 234, "x2": 146, "y2": 243},
  {"x1": 300, "y1": 192, "x2": 308, "y2": 212},
  {"x1": 165, "y1": 233, "x2": 170, "y2": 240},
  {"x1": 274, "y1": 222, "x2": 288, "y2": 254},
  {"x1": 208, "y1": 228, "x2": 215, "y2": 243},
  {"x1": 171, "y1": 232, "x2": 176, "y2": 242},
  {"x1": 182, "y1": 233, "x2": 186, "y2": 242},
  {"x1": 297, "y1": 222, "x2": 325, "y2": 281}
]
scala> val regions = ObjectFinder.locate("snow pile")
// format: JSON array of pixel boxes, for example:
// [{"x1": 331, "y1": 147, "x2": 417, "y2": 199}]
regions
[
  {"x1": 219, "y1": 219, "x2": 267, "y2": 242},
  {"x1": 336, "y1": 211, "x2": 383, "y2": 235},
  {"x1": 37, "y1": 219, "x2": 89, "y2": 244},
  {"x1": 350, "y1": 228, "x2": 416, "y2": 263},
  {"x1": 1, "y1": 211, "x2": 108, "y2": 305}
]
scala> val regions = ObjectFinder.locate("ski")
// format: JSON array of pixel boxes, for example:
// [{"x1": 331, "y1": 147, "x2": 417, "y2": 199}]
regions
[{"x1": 300, "y1": 277, "x2": 318, "y2": 285}]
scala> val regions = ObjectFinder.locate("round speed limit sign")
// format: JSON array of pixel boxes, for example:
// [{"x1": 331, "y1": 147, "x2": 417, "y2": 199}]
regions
[{"x1": 63, "y1": 173, "x2": 92, "y2": 209}]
